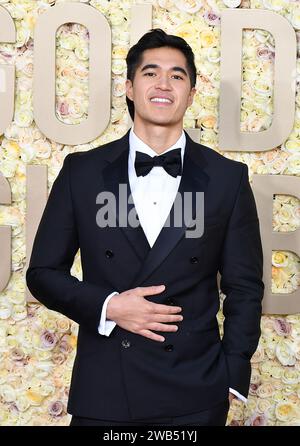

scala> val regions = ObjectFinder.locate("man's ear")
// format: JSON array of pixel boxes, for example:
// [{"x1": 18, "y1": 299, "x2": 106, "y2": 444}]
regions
[
  {"x1": 126, "y1": 79, "x2": 133, "y2": 101},
  {"x1": 187, "y1": 87, "x2": 196, "y2": 107}
]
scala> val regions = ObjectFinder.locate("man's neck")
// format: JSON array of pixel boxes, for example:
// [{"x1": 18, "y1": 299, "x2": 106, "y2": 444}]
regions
[{"x1": 132, "y1": 121, "x2": 183, "y2": 155}]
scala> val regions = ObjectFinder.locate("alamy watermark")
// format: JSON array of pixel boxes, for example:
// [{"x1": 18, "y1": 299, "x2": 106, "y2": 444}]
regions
[{"x1": 96, "y1": 184, "x2": 205, "y2": 239}]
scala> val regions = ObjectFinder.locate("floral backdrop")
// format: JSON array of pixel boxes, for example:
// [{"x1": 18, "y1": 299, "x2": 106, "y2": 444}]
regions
[{"x1": 0, "y1": 0, "x2": 299, "y2": 426}]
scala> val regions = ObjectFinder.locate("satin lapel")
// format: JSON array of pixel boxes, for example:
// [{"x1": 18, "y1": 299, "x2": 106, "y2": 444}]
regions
[
  {"x1": 129, "y1": 132, "x2": 210, "y2": 287},
  {"x1": 101, "y1": 133, "x2": 150, "y2": 261}
]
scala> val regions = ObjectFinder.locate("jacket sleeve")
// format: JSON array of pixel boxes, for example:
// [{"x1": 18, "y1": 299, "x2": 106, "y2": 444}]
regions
[
  {"x1": 219, "y1": 163, "x2": 264, "y2": 398},
  {"x1": 26, "y1": 153, "x2": 116, "y2": 334}
]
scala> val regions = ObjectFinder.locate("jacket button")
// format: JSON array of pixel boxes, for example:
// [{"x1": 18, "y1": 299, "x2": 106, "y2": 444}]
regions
[
  {"x1": 190, "y1": 256, "x2": 199, "y2": 264},
  {"x1": 164, "y1": 344, "x2": 174, "y2": 352},
  {"x1": 121, "y1": 339, "x2": 131, "y2": 348},
  {"x1": 166, "y1": 297, "x2": 176, "y2": 306},
  {"x1": 105, "y1": 250, "x2": 114, "y2": 258}
]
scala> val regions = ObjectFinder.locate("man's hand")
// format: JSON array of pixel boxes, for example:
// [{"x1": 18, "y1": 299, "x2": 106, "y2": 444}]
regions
[
  {"x1": 229, "y1": 392, "x2": 236, "y2": 405},
  {"x1": 106, "y1": 285, "x2": 183, "y2": 342}
]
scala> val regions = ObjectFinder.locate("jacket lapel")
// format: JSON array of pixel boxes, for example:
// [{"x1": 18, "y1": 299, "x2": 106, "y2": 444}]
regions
[{"x1": 102, "y1": 131, "x2": 150, "y2": 261}]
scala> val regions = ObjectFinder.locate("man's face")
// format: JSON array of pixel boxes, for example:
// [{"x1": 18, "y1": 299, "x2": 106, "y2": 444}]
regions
[{"x1": 126, "y1": 46, "x2": 196, "y2": 127}]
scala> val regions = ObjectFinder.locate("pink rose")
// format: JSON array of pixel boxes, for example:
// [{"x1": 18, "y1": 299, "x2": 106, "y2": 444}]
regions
[
  {"x1": 203, "y1": 11, "x2": 220, "y2": 26},
  {"x1": 52, "y1": 352, "x2": 66, "y2": 365},
  {"x1": 245, "y1": 413, "x2": 267, "y2": 426},
  {"x1": 274, "y1": 318, "x2": 292, "y2": 336},
  {"x1": 252, "y1": 414, "x2": 267, "y2": 426},
  {"x1": 249, "y1": 383, "x2": 259, "y2": 395},
  {"x1": 257, "y1": 47, "x2": 275, "y2": 61},
  {"x1": 49, "y1": 400, "x2": 64, "y2": 417},
  {"x1": 58, "y1": 337, "x2": 73, "y2": 354},
  {"x1": 58, "y1": 101, "x2": 69, "y2": 116},
  {"x1": 41, "y1": 330, "x2": 58, "y2": 349}
]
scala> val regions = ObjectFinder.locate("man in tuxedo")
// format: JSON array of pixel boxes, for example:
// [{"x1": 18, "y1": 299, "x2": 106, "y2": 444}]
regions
[{"x1": 26, "y1": 29, "x2": 264, "y2": 426}]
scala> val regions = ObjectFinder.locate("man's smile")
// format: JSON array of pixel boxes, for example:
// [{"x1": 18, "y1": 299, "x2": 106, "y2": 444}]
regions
[{"x1": 149, "y1": 97, "x2": 174, "y2": 106}]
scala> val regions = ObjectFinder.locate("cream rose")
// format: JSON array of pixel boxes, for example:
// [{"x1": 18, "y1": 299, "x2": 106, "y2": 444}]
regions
[
  {"x1": 272, "y1": 251, "x2": 288, "y2": 268},
  {"x1": 275, "y1": 401, "x2": 297, "y2": 422},
  {"x1": 275, "y1": 340, "x2": 296, "y2": 366}
]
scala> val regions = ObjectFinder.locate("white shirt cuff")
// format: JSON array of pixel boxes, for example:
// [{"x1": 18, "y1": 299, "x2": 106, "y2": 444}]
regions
[
  {"x1": 229, "y1": 387, "x2": 247, "y2": 403},
  {"x1": 98, "y1": 291, "x2": 119, "y2": 336}
]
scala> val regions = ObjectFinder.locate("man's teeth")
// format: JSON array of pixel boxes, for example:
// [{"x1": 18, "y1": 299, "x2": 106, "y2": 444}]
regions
[{"x1": 150, "y1": 98, "x2": 172, "y2": 103}]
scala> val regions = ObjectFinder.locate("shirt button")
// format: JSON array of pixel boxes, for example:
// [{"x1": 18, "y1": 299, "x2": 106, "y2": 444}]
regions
[
  {"x1": 121, "y1": 339, "x2": 131, "y2": 348},
  {"x1": 105, "y1": 250, "x2": 114, "y2": 259}
]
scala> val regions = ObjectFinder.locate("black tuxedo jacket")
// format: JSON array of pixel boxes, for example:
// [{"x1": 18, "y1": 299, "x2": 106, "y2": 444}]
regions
[{"x1": 26, "y1": 128, "x2": 264, "y2": 421}]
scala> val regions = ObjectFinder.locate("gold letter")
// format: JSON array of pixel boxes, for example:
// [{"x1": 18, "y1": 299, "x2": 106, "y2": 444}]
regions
[
  {"x1": 252, "y1": 174, "x2": 300, "y2": 314},
  {"x1": 219, "y1": 9, "x2": 296, "y2": 151}
]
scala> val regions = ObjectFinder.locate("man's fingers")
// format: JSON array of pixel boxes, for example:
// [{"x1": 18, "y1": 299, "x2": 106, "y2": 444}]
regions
[
  {"x1": 139, "y1": 329, "x2": 165, "y2": 343},
  {"x1": 135, "y1": 285, "x2": 165, "y2": 296},
  {"x1": 134, "y1": 286, "x2": 182, "y2": 314},
  {"x1": 151, "y1": 303, "x2": 182, "y2": 314},
  {"x1": 147, "y1": 323, "x2": 179, "y2": 332},
  {"x1": 152, "y1": 313, "x2": 183, "y2": 323}
]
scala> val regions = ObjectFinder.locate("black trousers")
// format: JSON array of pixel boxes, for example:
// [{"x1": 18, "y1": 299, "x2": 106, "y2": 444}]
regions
[{"x1": 70, "y1": 400, "x2": 230, "y2": 426}]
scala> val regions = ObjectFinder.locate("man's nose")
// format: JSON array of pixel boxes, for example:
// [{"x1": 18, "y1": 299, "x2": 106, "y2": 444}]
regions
[{"x1": 155, "y1": 75, "x2": 172, "y2": 89}]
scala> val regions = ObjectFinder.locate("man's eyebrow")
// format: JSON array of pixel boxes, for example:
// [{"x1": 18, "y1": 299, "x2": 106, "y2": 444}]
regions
[{"x1": 140, "y1": 64, "x2": 188, "y2": 77}]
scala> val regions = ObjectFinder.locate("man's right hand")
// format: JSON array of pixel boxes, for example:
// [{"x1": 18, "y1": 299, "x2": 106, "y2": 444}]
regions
[{"x1": 106, "y1": 285, "x2": 183, "y2": 342}]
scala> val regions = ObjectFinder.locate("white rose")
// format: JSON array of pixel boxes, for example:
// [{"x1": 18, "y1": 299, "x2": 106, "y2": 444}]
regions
[
  {"x1": 113, "y1": 78, "x2": 126, "y2": 97},
  {"x1": 15, "y1": 395, "x2": 31, "y2": 412},
  {"x1": 158, "y1": 0, "x2": 175, "y2": 9},
  {"x1": 282, "y1": 139, "x2": 300, "y2": 154},
  {"x1": 276, "y1": 340, "x2": 296, "y2": 366},
  {"x1": 272, "y1": 251, "x2": 288, "y2": 268},
  {"x1": 286, "y1": 154, "x2": 300, "y2": 174},
  {"x1": 0, "y1": 158, "x2": 17, "y2": 177},
  {"x1": 59, "y1": 34, "x2": 80, "y2": 51},
  {"x1": 270, "y1": 157, "x2": 288, "y2": 175},
  {"x1": 12, "y1": 304, "x2": 27, "y2": 321},
  {"x1": 1, "y1": 385, "x2": 16, "y2": 403},
  {"x1": 19, "y1": 143, "x2": 36, "y2": 162},
  {"x1": 275, "y1": 401, "x2": 297, "y2": 422},
  {"x1": 251, "y1": 344, "x2": 265, "y2": 363},
  {"x1": 282, "y1": 369, "x2": 300, "y2": 385},
  {"x1": 33, "y1": 140, "x2": 52, "y2": 159},
  {"x1": 74, "y1": 44, "x2": 89, "y2": 61},
  {"x1": 15, "y1": 23, "x2": 31, "y2": 48},
  {"x1": 112, "y1": 59, "x2": 127, "y2": 76},
  {"x1": 14, "y1": 109, "x2": 33, "y2": 128},
  {"x1": 7, "y1": 291, "x2": 25, "y2": 305},
  {"x1": 257, "y1": 398, "x2": 272, "y2": 414},
  {"x1": 0, "y1": 301, "x2": 12, "y2": 319},
  {"x1": 291, "y1": 9, "x2": 300, "y2": 30},
  {"x1": 256, "y1": 383, "x2": 275, "y2": 398},
  {"x1": 0, "y1": 369, "x2": 9, "y2": 385},
  {"x1": 175, "y1": 0, "x2": 203, "y2": 14},
  {"x1": 109, "y1": 7, "x2": 126, "y2": 26}
]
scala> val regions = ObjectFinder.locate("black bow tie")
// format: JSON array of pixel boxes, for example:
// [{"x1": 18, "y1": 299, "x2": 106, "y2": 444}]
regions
[{"x1": 134, "y1": 148, "x2": 182, "y2": 178}]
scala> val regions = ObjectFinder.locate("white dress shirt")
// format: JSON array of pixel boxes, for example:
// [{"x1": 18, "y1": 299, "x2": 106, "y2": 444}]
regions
[{"x1": 98, "y1": 125, "x2": 247, "y2": 404}]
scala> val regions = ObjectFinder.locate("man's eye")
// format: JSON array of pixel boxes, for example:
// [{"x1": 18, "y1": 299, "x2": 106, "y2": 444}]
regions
[{"x1": 143, "y1": 73, "x2": 183, "y2": 80}]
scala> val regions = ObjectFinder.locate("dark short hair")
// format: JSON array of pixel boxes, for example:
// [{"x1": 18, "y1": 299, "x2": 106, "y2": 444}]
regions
[{"x1": 125, "y1": 28, "x2": 197, "y2": 121}]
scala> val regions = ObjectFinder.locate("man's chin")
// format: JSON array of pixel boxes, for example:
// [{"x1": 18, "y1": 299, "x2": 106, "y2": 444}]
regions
[
  {"x1": 134, "y1": 112, "x2": 180, "y2": 127},
  {"x1": 141, "y1": 116, "x2": 176, "y2": 126}
]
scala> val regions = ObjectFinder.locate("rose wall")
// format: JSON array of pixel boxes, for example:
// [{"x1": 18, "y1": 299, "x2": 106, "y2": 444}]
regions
[{"x1": 0, "y1": 0, "x2": 299, "y2": 426}]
